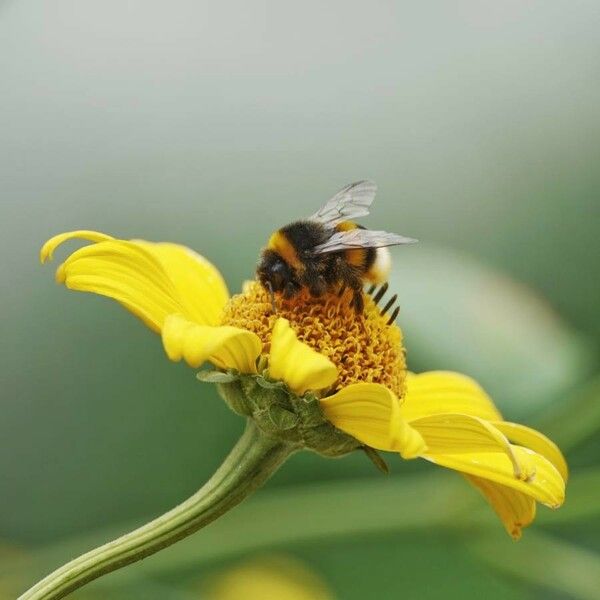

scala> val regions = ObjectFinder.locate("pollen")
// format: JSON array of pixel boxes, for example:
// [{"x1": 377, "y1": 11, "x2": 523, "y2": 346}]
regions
[{"x1": 220, "y1": 280, "x2": 407, "y2": 397}]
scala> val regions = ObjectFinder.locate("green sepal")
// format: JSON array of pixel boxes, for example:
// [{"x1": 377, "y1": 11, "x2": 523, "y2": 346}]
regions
[
  {"x1": 216, "y1": 381, "x2": 252, "y2": 416},
  {"x1": 268, "y1": 405, "x2": 299, "y2": 430},
  {"x1": 290, "y1": 392, "x2": 327, "y2": 428},
  {"x1": 255, "y1": 377, "x2": 286, "y2": 390},
  {"x1": 363, "y1": 446, "x2": 390, "y2": 474},
  {"x1": 213, "y1": 373, "x2": 361, "y2": 457},
  {"x1": 197, "y1": 370, "x2": 239, "y2": 384}
]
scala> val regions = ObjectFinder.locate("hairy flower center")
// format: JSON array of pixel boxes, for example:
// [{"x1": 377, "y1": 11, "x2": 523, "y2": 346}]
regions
[{"x1": 220, "y1": 280, "x2": 407, "y2": 397}]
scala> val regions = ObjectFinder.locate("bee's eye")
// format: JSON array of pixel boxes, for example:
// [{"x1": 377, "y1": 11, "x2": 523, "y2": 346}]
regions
[{"x1": 270, "y1": 257, "x2": 289, "y2": 275}]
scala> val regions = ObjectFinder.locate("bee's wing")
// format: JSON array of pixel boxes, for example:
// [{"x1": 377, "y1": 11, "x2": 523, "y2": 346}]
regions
[
  {"x1": 313, "y1": 229, "x2": 418, "y2": 254},
  {"x1": 309, "y1": 180, "x2": 377, "y2": 226}
]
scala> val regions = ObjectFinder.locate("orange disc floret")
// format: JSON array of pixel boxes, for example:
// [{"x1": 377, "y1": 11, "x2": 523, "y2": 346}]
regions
[{"x1": 220, "y1": 280, "x2": 407, "y2": 397}]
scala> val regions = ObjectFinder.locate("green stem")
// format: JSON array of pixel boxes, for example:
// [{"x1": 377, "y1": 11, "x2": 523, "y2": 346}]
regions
[{"x1": 19, "y1": 420, "x2": 295, "y2": 600}]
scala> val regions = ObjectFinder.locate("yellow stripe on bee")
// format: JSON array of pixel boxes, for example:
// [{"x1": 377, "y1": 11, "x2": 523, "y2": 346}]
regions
[
  {"x1": 336, "y1": 221, "x2": 366, "y2": 267},
  {"x1": 268, "y1": 230, "x2": 303, "y2": 270},
  {"x1": 336, "y1": 221, "x2": 359, "y2": 232}
]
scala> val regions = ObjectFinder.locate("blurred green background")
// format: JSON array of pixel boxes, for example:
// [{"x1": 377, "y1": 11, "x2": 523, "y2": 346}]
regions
[{"x1": 1, "y1": 1, "x2": 599, "y2": 598}]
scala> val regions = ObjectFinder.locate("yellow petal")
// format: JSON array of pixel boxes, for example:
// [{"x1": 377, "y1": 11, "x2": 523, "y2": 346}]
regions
[
  {"x1": 493, "y1": 421, "x2": 568, "y2": 482},
  {"x1": 41, "y1": 231, "x2": 228, "y2": 332},
  {"x1": 162, "y1": 314, "x2": 261, "y2": 373},
  {"x1": 320, "y1": 383, "x2": 426, "y2": 458},
  {"x1": 135, "y1": 241, "x2": 228, "y2": 327},
  {"x1": 466, "y1": 475, "x2": 536, "y2": 540},
  {"x1": 268, "y1": 318, "x2": 337, "y2": 396},
  {"x1": 55, "y1": 238, "x2": 182, "y2": 332},
  {"x1": 409, "y1": 413, "x2": 528, "y2": 478},
  {"x1": 425, "y1": 446, "x2": 565, "y2": 508},
  {"x1": 40, "y1": 230, "x2": 114, "y2": 263},
  {"x1": 402, "y1": 371, "x2": 503, "y2": 422}
]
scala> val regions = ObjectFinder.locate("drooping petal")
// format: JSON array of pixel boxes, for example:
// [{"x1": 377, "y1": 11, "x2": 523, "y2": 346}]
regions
[
  {"x1": 493, "y1": 421, "x2": 568, "y2": 481},
  {"x1": 466, "y1": 475, "x2": 536, "y2": 540},
  {"x1": 402, "y1": 371, "x2": 503, "y2": 422},
  {"x1": 162, "y1": 314, "x2": 261, "y2": 373},
  {"x1": 135, "y1": 241, "x2": 228, "y2": 327},
  {"x1": 409, "y1": 414, "x2": 527, "y2": 478},
  {"x1": 268, "y1": 318, "x2": 337, "y2": 396},
  {"x1": 425, "y1": 446, "x2": 565, "y2": 508},
  {"x1": 41, "y1": 231, "x2": 228, "y2": 332},
  {"x1": 55, "y1": 239, "x2": 182, "y2": 332},
  {"x1": 320, "y1": 383, "x2": 426, "y2": 458}
]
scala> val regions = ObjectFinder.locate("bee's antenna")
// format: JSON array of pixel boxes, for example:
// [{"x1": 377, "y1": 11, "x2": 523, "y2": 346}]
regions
[{"x1": 266, "y1": 281, "x2": 277, "y2": 314}]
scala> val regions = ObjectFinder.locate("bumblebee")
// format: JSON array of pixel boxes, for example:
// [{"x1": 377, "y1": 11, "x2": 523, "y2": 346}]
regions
[{"x1": 257, "y1": 180, "x2": 416, "y2": 314}]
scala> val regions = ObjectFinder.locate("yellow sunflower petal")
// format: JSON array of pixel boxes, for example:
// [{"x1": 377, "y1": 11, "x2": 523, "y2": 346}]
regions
[
  {"x1": 54, "y1": 238, "x2": 182, "y2": 332},
  {"x1": 268, "y1": 318, "x2": 337, "y2": 396},
  {"x1": 41, "y1": 231, "x2": 228, "y2": 332},
  {"x1": 40, "y1": 230, "x2": 114, "y2": 263},
  {"x1": 135, "y1": 241, "x2": 228, "y2": 327},
  {"x1": 320, "y1": 383, "x2": 426, "y2": 458},
  {"x1": 162, "y1": 314, "x2": 261, "y2": 373},
  {"x1": 402, "y1": 371, "x2": 503, "y2": 422},
  {"x1": 493, "y1": 421, "x2": 568, "y2": 482},
  {"x1": 426, "y1": 446, "x2": 565, "y2": 508},
  {"x1": 409, "y1": 413, "x2": 529, "y2": 479},
  {"x1": 466, "y1": 475, "x2": 536, "y2": 540}
]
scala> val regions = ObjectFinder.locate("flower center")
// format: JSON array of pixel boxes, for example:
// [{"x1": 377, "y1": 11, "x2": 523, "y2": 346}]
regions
[{"x1": 220, "y1": 281, "x2": 407, "y2": 397}]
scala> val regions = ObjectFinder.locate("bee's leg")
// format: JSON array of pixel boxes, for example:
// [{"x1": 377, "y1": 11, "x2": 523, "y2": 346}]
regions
[
  {"x1": 370, "y1": 282, "x2": 401, "y2": 326},
  {"x1": 372, "y1": 282, "x2": 389, "y2": 306},
  {"x1": 336, "y1": 264, "x2": 365, "y2": 313},
  {"x1": 349, "y1": 276, "x2": 365, "y2": 313},
  {"x1": 386, "y1": 305, "x2": 400, "y2": 326},
  {"x1": 351, "y1": 290, "x2": 364, "y2": 313},
  {"x1": 380, "y1": 293, "x2": 398, "y2": 318},
  {"x1": 337, "y1": 283, "x2": 347, "y2": 297}
]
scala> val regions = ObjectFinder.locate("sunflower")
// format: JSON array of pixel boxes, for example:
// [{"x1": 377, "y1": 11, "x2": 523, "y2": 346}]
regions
[{"x1": 40, "y1": 230, "x2": 566, "y2": 542}]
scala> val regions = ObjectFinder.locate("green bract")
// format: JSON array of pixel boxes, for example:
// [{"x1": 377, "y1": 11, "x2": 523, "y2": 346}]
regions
[{"x1": 199, "y1": 369, "x2": 362, "y2": 457}]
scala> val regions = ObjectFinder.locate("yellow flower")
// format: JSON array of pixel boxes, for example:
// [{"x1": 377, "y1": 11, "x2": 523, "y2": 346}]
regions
[{"x1": 41, "y1": 230, "x2": 567, "y2": 539}]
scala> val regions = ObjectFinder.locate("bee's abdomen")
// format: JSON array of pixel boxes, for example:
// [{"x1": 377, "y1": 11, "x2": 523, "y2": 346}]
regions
[
  {"x1": 336, "y1": 221, "x2": 376, "y2": 273},
  {"x1": 365, "y1": 247, "x2": 391, "y2": 283}
]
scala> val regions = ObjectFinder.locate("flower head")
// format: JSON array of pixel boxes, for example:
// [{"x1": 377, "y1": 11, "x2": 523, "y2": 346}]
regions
[{"x1": 41, "y1": 230, "x2": 567, "y2": 539}]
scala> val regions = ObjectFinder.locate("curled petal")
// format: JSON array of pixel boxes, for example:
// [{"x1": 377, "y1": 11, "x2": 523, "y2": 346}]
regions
[
  {"x1": 409, "y1": 414, "x2": 526, "y2": 479},
  {"x1": 55, "y1": 238, "x2": 181, "y2": 332},
  {"x1": 425, "y1": 446, "x2": 565, "y2": 508},
  {"x1": 41, "y1": 231, "x2": 228, "y2": 332},
  {"x1": 493, "y1": 421, "x2": 568, "y2": 481},
  {"x1": 402, "y1": 371, "x2": 502, "y2": 422},
  {"x1": 320, "y1": 383, "x2": 426, "y2": 458},
  {"x1": 40, "y1": 230, "x2": 114, "y2": 263},
  {"x1": 466, "y1": 475, "x2": 536, "y2": 540},
  {"x1": 269, "y1": 318, "x2": 337, "y2": 396},
  {"x1": 162, "y1": 314, "x2": 261, "y2": 373}
]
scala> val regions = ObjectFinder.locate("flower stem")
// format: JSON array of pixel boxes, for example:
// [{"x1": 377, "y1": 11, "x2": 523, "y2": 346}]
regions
[{"x1": 19, "y1": 420, "x2": 295, "y2": 600}]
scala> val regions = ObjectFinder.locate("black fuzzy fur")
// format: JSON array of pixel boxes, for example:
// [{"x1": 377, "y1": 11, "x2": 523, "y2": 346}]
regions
[{"x1": 257, "y1": 221, "x2": 376, "y2": 312}]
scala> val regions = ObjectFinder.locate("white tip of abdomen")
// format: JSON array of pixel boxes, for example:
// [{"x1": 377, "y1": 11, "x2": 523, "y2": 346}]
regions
[{"x1": 368, "y1": 247, "x2": 391, "y2": 283}]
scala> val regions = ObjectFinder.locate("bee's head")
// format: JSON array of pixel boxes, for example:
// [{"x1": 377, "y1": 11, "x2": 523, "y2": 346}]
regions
[{"x1": 257, "y1": 249, "x2": 295, "y2": 293}]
